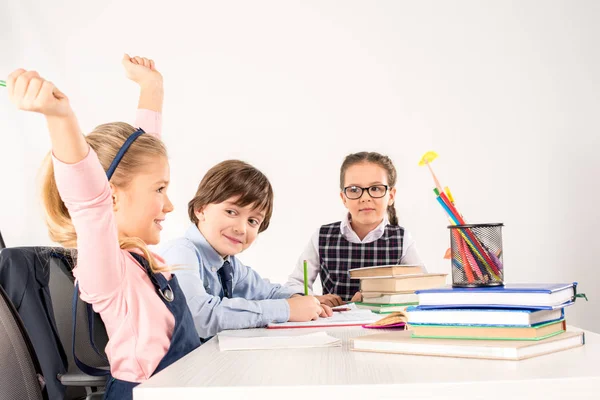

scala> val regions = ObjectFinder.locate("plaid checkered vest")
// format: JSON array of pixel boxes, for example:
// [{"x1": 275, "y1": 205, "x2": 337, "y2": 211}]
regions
[{"x1": 318, "y1": 221, "x2": 405, "y2": 301}]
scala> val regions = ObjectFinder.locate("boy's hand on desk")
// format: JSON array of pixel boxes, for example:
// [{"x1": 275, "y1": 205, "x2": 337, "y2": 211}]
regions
[
  {"x1": 287, "y1": 296, "x2": 329, "y2": 322},
  {"x1": 122, "y1": 54, "x2": 163, "y2": 88},
  {"x1": 320, "y1": 304, "x2": 333, "y2": 318},
  {"x1": 316, "y1": 294, "x2": 344, "y2": 307}
]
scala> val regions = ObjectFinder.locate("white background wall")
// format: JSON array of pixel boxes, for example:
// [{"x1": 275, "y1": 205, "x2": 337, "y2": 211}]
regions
[{"x1": 1, "y1": 1, "x2": 598, "y2": 332}]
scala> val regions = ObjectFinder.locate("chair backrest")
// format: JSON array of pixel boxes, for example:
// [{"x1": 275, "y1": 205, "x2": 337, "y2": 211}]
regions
[
  {"x1": 0, "y1": 284, "x2": 47, "y2": 400},
  {"x1": 47, "y1": 251, "x2": 110, "y2": 370},
  {"x1": 0, "y1": 246, "x2": 109, "y2": 399},
  {"x1": 0, "y1": 247, "x2": 68, "y2": 399}
]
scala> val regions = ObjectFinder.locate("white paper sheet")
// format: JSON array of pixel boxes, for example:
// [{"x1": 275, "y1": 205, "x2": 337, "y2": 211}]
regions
[{"x1": 218, "y1": 331, "x2": 342, "y2": 351}]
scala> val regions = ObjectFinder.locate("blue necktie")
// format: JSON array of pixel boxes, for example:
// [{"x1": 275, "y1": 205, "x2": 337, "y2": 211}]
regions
[{"x1": 217, "y1": 260, "x2": 234, "y2": 298}]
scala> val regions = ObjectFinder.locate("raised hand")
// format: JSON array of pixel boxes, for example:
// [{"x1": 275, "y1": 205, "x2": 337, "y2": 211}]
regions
[
  {"x1": 122, "y1": 54, "x2": 162, "y2": 87},
  {"x1": 7, "y1": 69, "x2": 72, "y2": 117}
]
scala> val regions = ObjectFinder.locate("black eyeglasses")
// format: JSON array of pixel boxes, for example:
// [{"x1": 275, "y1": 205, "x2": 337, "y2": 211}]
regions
[{"x1": 343, "y1": 185, "x2": 389, "y2": 199}]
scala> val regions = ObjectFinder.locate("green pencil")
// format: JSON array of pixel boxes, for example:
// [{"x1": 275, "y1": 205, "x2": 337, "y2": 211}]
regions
[
  {"x1": 0, "y1": 80, "x2": 6, "y2": 87},
  {"x1": 303, "y1": 260, "x2": 308, "y2": 295}
]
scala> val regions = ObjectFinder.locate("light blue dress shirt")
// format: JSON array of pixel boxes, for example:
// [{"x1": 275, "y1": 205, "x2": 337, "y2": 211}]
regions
[{"x1": 159, "y1": 224, "x2": 296, "y2": 339}]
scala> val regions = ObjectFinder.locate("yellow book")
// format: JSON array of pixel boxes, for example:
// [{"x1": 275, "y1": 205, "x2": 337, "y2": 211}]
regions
[
  {"x1": 359, "y1": 273, "x2": 447, "y2": 292},
  {"x1": 350, "y1": 264, "x2": 424, "y2": 279}
]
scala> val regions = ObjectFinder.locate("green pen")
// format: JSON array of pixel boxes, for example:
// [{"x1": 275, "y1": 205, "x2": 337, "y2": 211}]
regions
[
  {"x1": 0, "y1": 80, "x2": 6, "y2": 87},
  {"x1": 303, "y1": 260, "x2": 308, "y2": 295}
]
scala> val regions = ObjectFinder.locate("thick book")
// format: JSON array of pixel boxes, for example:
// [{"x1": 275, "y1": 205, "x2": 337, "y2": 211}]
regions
[
  {"x1": 410, "y1": 319, "x2": 566, "y2": 340},
  {"x1": 350, "y1": 264, "x2": 424, "y2": 279},
  {"x1": 360, "y1": 274, "x2": 447, "y2": 292},
  {"x1": 350, "y1": 330, "x2": 585, "y2": 360},
  {"x1": 406, "y1": 306, "x2": 564, "y2": 327},
  {"x1": 415, "y1": 283, "x2": 577, "y2": 308},
  {"x1": 361, "y1": 292, "x2": 419, "y2": 305}
]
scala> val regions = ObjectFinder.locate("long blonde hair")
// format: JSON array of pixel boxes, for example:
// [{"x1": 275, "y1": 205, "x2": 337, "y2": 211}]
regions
[{"x1": 40, "y1": 122, "x2": 168, "y2": 272}]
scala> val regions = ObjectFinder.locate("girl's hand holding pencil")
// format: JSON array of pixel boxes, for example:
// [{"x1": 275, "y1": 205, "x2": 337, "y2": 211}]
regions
[
  {"x1": 6, "y1": 70, "x2": 71, "y2": 117},
  {"x1": 7, "y1": 69, "x2": 87, "y2": 164}
]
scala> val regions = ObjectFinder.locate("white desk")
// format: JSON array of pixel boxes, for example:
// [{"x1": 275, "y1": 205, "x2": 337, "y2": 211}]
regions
[{"x1": 135, "y1": 326, "x2": 600, "y2": 400}]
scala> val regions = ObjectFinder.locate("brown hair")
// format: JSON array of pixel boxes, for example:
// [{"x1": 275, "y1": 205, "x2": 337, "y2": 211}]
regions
[
  {"x1": 188, "y1": 160, "x2": 274, "y2": 233},
  {"x1": 40, "y1": 122, "x2": 168, "y2": 272},
  {"x1": 339, "y1": 152, "x2": 398, "y2": 225}
]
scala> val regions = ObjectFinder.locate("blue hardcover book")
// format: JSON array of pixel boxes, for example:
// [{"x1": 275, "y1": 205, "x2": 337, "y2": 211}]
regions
[
  {"x1": 414, "y1": 283, "x2": 578, "y2": 309},
  {"x1": 406, "y1": 306, "x2": 566, "y2": 327}
]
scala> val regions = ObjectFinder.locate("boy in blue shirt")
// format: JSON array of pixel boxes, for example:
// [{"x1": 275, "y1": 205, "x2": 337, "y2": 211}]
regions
[{"x1": 160, "y1": 160, "x2": 331, "y2": 340}]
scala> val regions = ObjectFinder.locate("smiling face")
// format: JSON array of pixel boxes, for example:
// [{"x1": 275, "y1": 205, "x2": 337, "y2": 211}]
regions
[
  {"x1": 340, "y1": 161, "x2": 396, "y2": 232},
  {"x1": 187, "y1": 160, "x2": 274, "y2": 257},
  {"x1": 112, "y1": 155, "x2": 174, "y2": 245},
  {"x1": 195, "y1": 197, "x2": 266, "y2": 257}
]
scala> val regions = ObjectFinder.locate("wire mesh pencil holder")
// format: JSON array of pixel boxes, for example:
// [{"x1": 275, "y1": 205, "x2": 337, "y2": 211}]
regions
[{"x1": 448, "y1": 223, "x2": 504, "y2": 288}]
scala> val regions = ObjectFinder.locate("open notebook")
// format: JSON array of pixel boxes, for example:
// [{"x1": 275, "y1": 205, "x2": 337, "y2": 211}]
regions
[
  {"x1": 267, "y1": 307, "x2": 379, "y2": 329},
  {"x1": 218, "y1": 331, "x2": 341, "y2": 351}
]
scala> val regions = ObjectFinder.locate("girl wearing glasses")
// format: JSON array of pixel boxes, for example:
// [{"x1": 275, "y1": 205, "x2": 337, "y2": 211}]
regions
[{"x1": 285, "y1": 152, "x2": 426, "y2": 307}]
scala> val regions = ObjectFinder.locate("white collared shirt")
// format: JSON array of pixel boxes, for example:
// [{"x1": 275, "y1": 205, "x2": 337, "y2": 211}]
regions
[
  {"x1": 339, "y1": 214, "x2": 389, "y2": 244},
  {"x1": 285, "y1": 215, "x2": 425, "y2": 294}
]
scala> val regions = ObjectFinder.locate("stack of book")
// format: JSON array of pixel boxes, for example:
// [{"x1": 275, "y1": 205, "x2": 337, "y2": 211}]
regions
[
  {"x1": 351, "y1": 265, "x2": 447, "y2": 314},
  {"x1": 351, "y1": 283, "x2": 585, "y2": 360}
]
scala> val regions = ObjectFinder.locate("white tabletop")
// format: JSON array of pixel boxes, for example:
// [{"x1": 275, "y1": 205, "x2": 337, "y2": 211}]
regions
[{"x1": 134, "y1": 325, "x2": 600, "y2": 400}]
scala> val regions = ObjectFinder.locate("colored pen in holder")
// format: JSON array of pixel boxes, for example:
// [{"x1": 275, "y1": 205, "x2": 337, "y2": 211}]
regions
[{"x1": 449, "y1": 223, "x2": 504, "y2": 288}]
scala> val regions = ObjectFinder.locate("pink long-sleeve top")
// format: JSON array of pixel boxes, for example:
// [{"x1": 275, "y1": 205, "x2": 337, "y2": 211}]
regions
[{"x1": 52, "y1": 109, "x2": 175, "y2": 382}]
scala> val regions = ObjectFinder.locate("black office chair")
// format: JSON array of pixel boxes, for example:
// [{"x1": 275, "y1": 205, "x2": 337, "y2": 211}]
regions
[
  {"x1": 0, "y1": 284, "x2": 49, "y2": 399},
  {"x1": 0, "y1": 246, "x2": 109, "y2": 400},
  {"x1": 47, "y1": 249, "x2": 110, "y2": 395}
]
